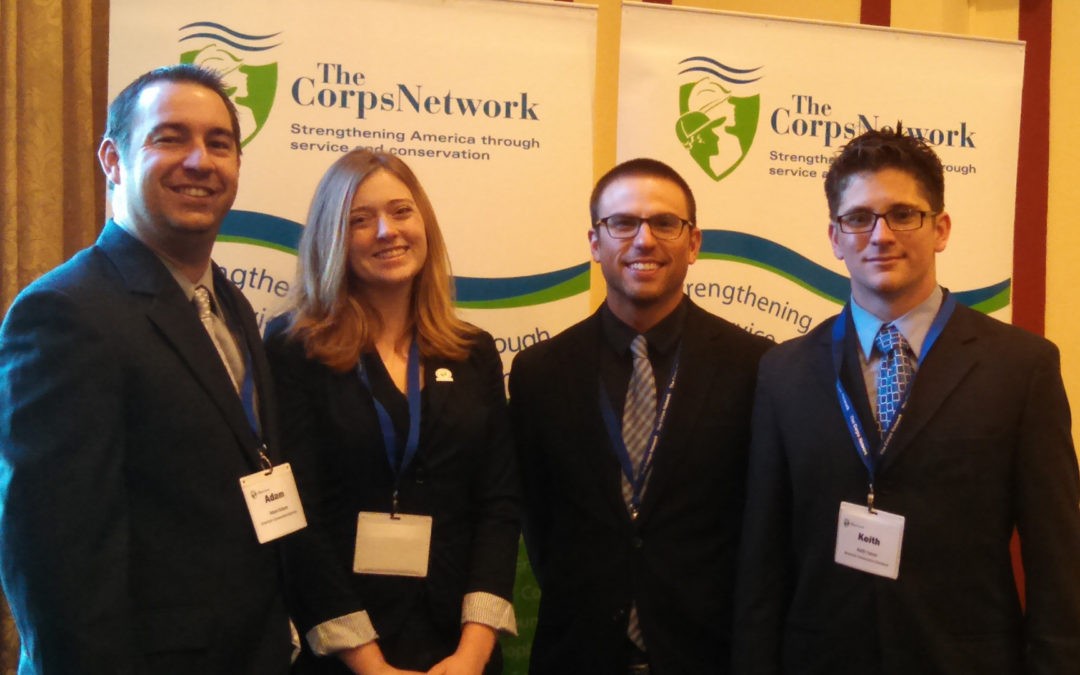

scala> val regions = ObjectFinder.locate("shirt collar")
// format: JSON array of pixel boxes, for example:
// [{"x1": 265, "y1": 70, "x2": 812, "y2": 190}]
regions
[
  {"x1": 850, "y1": 285, "x2": 944, "y2": 361},
  {"x1": 157, "y1": 255, "x2": 216, "y2": 306},
  {"x1": 600, "y1": 296, "x2": 688, "y2": 357}
]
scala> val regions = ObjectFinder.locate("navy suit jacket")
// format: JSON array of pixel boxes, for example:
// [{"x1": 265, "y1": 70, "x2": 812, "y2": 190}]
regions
[
  {"x1": 733, "y1": 302, "x2": 1080, "y2": 675},
  {"x1": 510, "y1": 299, "x2": 772, "y2": 675},
  {"x1": 0, "y1": 221, "x2": 292, "y2": 674}
]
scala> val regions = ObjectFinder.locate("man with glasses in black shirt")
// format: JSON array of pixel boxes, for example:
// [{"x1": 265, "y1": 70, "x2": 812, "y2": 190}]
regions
[{"x1": 511, "y1": 158, "x2": 771, "y2": 675}]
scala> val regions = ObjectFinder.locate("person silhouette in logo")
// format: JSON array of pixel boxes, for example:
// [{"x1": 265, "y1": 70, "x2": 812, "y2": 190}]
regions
[{"x1": 676, "y1": 77, "x2": 758, "y2": 181}]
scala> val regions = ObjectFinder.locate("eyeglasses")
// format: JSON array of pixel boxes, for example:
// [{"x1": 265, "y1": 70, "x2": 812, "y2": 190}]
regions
[
  {"x1": 835, "y1": 207, "x2": 938, "y2": 234},
  {"x1": 595, "y1": 214, "x2": 694, "y2": 240}
]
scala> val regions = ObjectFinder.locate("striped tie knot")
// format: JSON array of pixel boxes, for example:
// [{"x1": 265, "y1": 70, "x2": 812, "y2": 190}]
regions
[{"x1": 622, "y1": 334, "x2": 656, "y2": 484}]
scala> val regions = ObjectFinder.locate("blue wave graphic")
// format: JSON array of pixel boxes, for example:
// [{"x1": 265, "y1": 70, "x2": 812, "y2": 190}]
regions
[
  {"x1": 679, "y1": 56, "x2": 761, "y2": 75},
  {"x1": 455, "y1": 263, "x2": 589, "y2": 302},
  {"x1": 679, "y1": 56, "x2": 761, "y2": 85},
  {"x1": 952, "y1": 280, "x2": 1011, "y2": 308},
  {"x1": 219, "y1": 210, "x2": 301, "y2": 251},
  {"x1": 217, "y1": 216, "x2": 1004, "y2": 309},
  {"x1": 180, "y1": 22, "x2": 281, "y2": 41},
  {"x1": 699, "y1": 230, "x2": 1009, "y2": 308},
  {"x1": 700, "y1": 230, "x2": 848, "y2": 300},
  {"x1": 179, "y1": 21, "x2": 281, "y2": 52},
  {"x1": 218, "y1": 211, "x2": 588, "y2": 303}
]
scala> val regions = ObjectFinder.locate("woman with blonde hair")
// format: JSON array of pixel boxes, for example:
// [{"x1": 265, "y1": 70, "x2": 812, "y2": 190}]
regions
[{"x1": 266, "y1": 149, "x2": 519, "y2": 675}]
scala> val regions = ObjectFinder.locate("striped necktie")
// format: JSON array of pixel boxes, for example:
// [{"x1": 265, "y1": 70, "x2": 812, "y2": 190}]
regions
[
  {"x1": 622, "y1": 335, "x2": 657, "y2": 506},
  {"x1": 622, "y1": 335, "x2": 654, "y2": 653}
]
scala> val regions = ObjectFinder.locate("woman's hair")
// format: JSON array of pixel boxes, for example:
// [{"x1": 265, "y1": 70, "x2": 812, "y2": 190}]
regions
[{"x1": 286, "y1": 149, "x2": 477, "y2": 371}]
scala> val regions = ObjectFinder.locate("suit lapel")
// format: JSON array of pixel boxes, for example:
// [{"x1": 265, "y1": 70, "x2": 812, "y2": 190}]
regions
[
  {"x1": 635, "y1": 306, "x2": 719, "y2": 519},
  {"x1": 98, "y1": 223, "x2": 264, "y2": 464},
  {"x1": 877, "y1": 307, "x2": 979, "y2": 475},
  {"x1": 839, "y1": 312, "x2": 881, "y2": 450},
  {"x1": 423, "y1": 354, "x2": 453, "y2": 437},
  {"x1": 567, "y1": 312, "x2": 632, "y2": 524},
  {"x1": 213, "y1": 267, "x2": 279, "y2": 458}
]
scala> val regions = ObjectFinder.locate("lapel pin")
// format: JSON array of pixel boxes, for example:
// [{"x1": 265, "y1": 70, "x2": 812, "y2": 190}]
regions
[{"x1": 435, "y1": 367, "x2": 453, "y2": 383}]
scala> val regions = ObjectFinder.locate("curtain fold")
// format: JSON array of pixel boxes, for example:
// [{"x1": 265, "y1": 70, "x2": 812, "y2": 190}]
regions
[
  {"x1": 1, "y1": 0, "x2": 108, "y2": 314},
  {"x1": 0, "y1": 0, "x2": 110, "y2": 670}
]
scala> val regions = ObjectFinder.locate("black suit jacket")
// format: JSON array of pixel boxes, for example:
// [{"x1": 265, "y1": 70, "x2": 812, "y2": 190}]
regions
[
  {"x1": 510, "y1": 299, "x2": 772, "y2": 675},
  {"x1": 264, "y1": 321, "x2": 519, "y2": 672},
  {"x1": 733, "y1": 302, "x2": 1080, "y2": 675},
  {"x1": 0, "y1": 221, "x2": 292, "y2": 674}
]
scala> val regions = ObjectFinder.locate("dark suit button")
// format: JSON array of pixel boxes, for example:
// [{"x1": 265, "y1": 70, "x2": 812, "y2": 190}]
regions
[
  {"x1": 632, "y1": 536, "x2": 644, "y2": 549},
  {"x1": 613, "y1": 608, "x2": 627, "y2": 621}
]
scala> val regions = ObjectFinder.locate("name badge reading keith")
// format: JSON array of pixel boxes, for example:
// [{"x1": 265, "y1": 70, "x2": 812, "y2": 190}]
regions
[
  {"x1": 354, "y1": 512, "x2": 432, "y2": 578},
  {"x1": 239, "y1": 462, "x2": 307, "y2": 544},
  {"x1": 835, "y1": 501, "x2": 905, "y2": 580}
]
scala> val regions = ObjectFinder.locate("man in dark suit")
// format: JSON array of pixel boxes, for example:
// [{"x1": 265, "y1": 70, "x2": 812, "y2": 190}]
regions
[
  {"x1": 510, "y1": 158, "x2": 772, "y2": 675},
  {"x1": 733, "y1": 126, "x2": 1080, "y2": 674},
  {"x1": 0, "y1": 65, "x2": 297, "y2": 673}
]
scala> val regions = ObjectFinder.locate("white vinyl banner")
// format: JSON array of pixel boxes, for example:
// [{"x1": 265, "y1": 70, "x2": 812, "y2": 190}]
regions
[
  {"x1": 618, "y1": 3, "x2": 1024, "y2": 343},
  {"x1": 108, "y1": 0, "x2": 597, "y2": 373}
]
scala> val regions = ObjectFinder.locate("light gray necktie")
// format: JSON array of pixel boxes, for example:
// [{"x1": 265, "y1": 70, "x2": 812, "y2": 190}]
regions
[{"x1": 193, "y1": 285, "x2": 245, "y2": 392}]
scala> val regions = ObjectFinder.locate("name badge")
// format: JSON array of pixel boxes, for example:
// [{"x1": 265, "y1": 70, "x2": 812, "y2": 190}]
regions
[
  {"x1": 239, "y1": 462, "x2": 307, "y2": 543},
  {"x1": 353, "y1": 512, "x2": 432, "y2": 578},
  {"x1": 834, "y1": 501, "x2": 905, "y2": 579}
]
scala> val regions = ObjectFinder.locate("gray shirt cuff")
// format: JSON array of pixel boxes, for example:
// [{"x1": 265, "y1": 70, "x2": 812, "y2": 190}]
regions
[
  {"x1": 462, "y1": 591, "x2": 518, "y2": 636},
  {"x1": 305, "y1": 610, "x2": 378, "y2": 656}
]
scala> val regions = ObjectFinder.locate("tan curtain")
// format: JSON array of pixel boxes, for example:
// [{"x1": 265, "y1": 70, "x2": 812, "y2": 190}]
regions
[{"x1": 0, "y1": 0, "x2": 110, "y2": 669}]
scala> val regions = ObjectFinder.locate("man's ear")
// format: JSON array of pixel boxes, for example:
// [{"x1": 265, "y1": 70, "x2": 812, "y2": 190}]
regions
[
  {"x1": 828, "y1": 222, "x2": 844, "y2": 260},
  {"x1": 588, "y1": 227, "x2": 601, "y2": 263},
  {"x1": 98, "y1": 138, "x2": 123, "y2": 186}
]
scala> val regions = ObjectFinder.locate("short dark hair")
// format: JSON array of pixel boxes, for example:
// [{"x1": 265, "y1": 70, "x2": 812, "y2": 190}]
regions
[
  {"x1": 590, "y1": 158, "x2": 697, "y2": 225},
  {"x1": 104, "y1": 64, "x2": 242, "y2": 158},
  {"x1": 823, "y1": 123, "x2": 944, "y2": 218}
]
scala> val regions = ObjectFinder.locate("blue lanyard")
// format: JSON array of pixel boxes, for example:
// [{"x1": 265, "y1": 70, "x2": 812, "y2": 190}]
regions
[
  {"x1": 599, "y1": 348, "x2": 680, "y2": 519},
  {"x1": 357, "y1": 337, "x2": 422, "y2": 515},
  {"x1": 238, "y1": 353, "x2": 272, "y2": 472},
  {"x1": 198, "y1": 285, "x2": 261, "y2": 468},
  {"x1": 831, "y1": 291, "x2": 956, "y2": 508}
]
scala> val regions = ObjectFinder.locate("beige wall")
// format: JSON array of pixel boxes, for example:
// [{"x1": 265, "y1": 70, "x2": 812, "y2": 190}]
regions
[
  {"x1": 590, "y1": 1, "x2": 1077, "y2": 450},
  {"x1": 1048, "y1": 1, "x2": 1080, "y2": 450},
  {"x1": 895, "y1": 0, "x2": 1080, "y2": 452}
]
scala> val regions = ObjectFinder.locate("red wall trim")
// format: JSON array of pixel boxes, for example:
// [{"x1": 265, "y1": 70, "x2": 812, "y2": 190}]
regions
[
  {"x1": 1014, "y1": 0, "x2": 1051, "y2": 335},
  {"x1": 861, "y1": 0, "x2": 891, "y2": 27}
]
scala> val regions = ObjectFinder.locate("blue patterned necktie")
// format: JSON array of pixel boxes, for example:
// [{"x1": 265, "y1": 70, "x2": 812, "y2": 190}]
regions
[{"x1": 874, "y1": 323, "x2": 915, "y2": 436}]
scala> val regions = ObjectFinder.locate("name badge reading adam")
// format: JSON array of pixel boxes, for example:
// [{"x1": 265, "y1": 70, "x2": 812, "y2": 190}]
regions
[
  {"x1": 239, "y1": 462, "x2": 307, "y2": 544},
  {"x1": 834, "y1": 501, "x2": 905, "y2": 580},
  {"x1": 354, "y1": 512, "x2": 432, "y2": 578}
]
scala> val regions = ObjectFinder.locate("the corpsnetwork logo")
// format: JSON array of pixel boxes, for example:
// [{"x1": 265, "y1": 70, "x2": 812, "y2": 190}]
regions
[
  {"x1": 179, "y1": 22, "x2": 281, "y2": 148},
  {"x1": 675, "y1": 56, "x2": 761, "y2": 182}
]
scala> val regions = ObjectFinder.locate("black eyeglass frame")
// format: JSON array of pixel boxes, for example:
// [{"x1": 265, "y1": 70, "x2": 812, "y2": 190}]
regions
[
  {"x1": 594, "y1": 214, "x2": 695, "y2": 241},
  {"x1": 834, "y1": 208, "x2": 940, "y2": 234}
]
